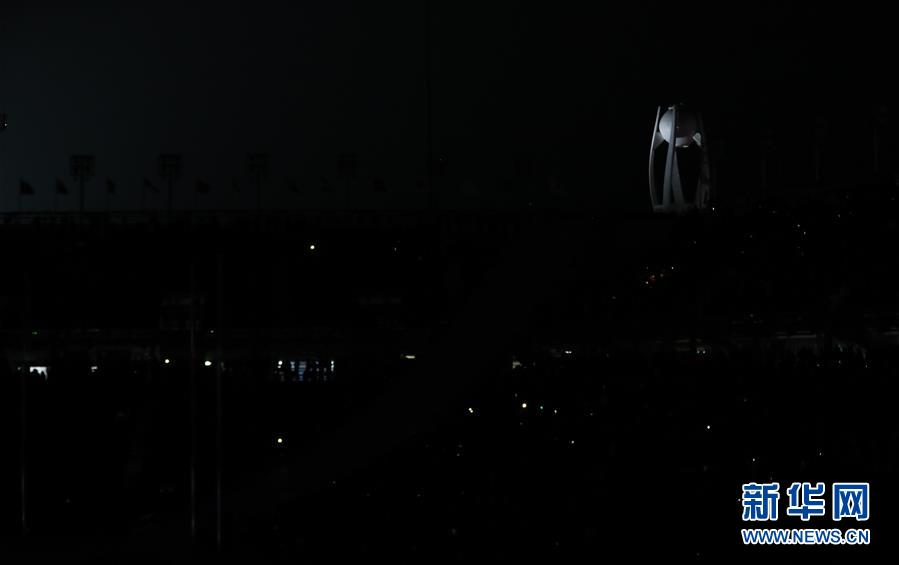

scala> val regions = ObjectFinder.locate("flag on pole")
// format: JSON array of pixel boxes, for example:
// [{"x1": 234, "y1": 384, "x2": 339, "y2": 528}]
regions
[
  {"x1": 196, "y1": 179, "x2": 212, "y2": 193},
  {"x1": 106, "y1": 178, "x2": 116, "y2": 195},
  {"x1": 56, "y1": 179, "x2": 68, "y2": 194},
  {"x1": 19, "y1": 180, "x2": 34, "y2": 195},
  {"x1": 144, "y1": 177, "x2": 159, "y2": 193}
]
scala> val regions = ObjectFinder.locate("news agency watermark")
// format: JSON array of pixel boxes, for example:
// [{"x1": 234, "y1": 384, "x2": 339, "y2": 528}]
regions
[
  {"x1": 741, "y1": 528, "x2": 870, "y2": 545},
  {"x1": 740, "y1": 482, "x2": 870, "y2": 546}
]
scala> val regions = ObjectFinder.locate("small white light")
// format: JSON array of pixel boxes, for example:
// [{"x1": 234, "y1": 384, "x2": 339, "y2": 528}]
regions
[
  {"x1": 277, "y1": 360, "x2": 283, "y2": 367},
  {"x1": 204, "y1": 360, "x2": 212, "y2": 367},
  {"x1": 403, "y1": 354, "x2": 416, "y2": 360},
  {"x1": 467, "y1": 407, "x2": 474, "y2": 414},
  {"x1": 309, "y1": 244, "x2": 316, "y2": 251},
  {"x1": 90, "y1": 365, "x2": 98, "y2": 373},
  {"x1": 276, "y1": 437, "x2": 283, "y2": 444},
  {"x1": 706, "y1": 425, "x2": 711, "y2": 430},
  {"x1": 164, "y1": 358, "x2": 171, "y2": 365},
  {"x1": 563, "y1": 350, "x2": 572, "y2": 355},
  {"x1": 521, "y1": 402, "x2": 527, "y2": 409}
]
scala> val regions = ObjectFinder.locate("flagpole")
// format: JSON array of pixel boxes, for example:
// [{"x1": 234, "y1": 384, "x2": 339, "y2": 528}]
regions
[
  {"x1": 159, "y1": 154, "x2": 183, "y2": 218},
  {"x1": 215, "y1": 251, "x2": 224, "y2": 551},
  {"x1": 425, "y1": 0, "x2": 433, "y2": 210},
  {"x1": 70, "y1": 155, "x2": 95, "y2": 217},
  {"x1": 20, "y1": 346, "x2": 27, "y2": 535},
  {"x1": 189, "y1": 261, "x2": 197, "y2": 539},
  {"x1": 20, "y1": 268, "x2": 31, "y2": 535}
]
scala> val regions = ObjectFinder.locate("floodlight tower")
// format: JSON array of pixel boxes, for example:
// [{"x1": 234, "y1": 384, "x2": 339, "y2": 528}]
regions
[{"x1": 648, "y1": 104, "x2": 712, "y2": 213}]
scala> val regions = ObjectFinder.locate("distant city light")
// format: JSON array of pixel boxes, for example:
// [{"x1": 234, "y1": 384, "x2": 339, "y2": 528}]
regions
[
  {"x1": 521, "y1": 402, "x2": 527, "y2": 409},
  {"x1": 706, "y1": 425, "x2": 711, "y2": 430},
  {"x1": 164, "y1": 358, "x2": 171, "y2": 365},
  {"x1": 204, "y1": 360, "x2": 212, "y2": 367},
  {"x1": 403, "y1": 354, "x2": 416, "y2": 360},
  {"x1": 563, "y1": 350, "x2": 573, "y2": 355},
  {"x1": 90, "y1": 365, "x2": 98, "y2": 373},
  {"x1": 309, "y1": 244, "x2": 316, "y2": 251},
  {"x1": 468, "y1": 407, "x2": 474, "y2": 414},
  {"x1": 276, "y1": 437, "x2": 283, "y2": 444}
]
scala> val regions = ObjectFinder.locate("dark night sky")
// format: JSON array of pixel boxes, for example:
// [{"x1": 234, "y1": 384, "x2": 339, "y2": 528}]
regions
[{"x1": 0, "y1": 1, "x2": 892, "y2": 212}]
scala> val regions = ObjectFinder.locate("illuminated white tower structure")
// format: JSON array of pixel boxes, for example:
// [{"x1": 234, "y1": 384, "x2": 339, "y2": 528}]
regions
[{"x1": 649, "y1": 104, "x2": 712, "y2": 213}]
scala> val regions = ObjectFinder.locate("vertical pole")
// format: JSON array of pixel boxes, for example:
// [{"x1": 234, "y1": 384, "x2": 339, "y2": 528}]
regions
[
  {"x1": 20, "y1": 271, "x2": 30, "y2": 535},
  {"x1": 814, "y1": 119, "x2": 822, "y2": 187},
  {"x1": 256, "y1": 171, "x2": 261, "y2": 212},
  {"x1": 19, "y1": 364, "x2": 27, "y2": 535},
  {"x1": 168, "y1": 177, "x2": 174, "y2": 215},
  {"x1": 215, "y1": 252, "x2": 224, "y2": 551},
  {"x1": 814, "y1": 142, "x2": 820, "y2": 186},
  {"x1": 344, "y1": 175, "x2": 350, "y2": 210},
  {"x1": 424, "y1": 0, "x2": 433, "y2": 209},
  {"x1": 189, "y1": 261, "x2": 197, "y2": 539},
  {"x1": 760, "y1": 133, "x2": 768, "y2": 200},
  {"x1": 872, "y1": 120, "x2": 879, "y2": 179}
]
